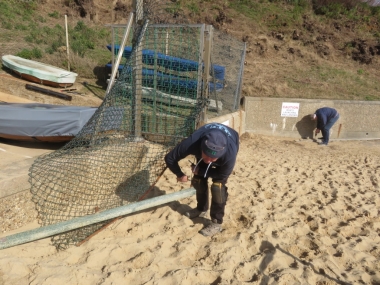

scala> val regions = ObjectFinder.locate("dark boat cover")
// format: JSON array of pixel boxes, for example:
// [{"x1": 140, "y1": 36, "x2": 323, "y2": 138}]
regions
[{"x1": 0, "y1": 103, "x2": 97, "y2": 138}]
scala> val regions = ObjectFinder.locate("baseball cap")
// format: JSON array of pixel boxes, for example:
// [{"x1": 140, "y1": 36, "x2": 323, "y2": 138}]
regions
[{"x1": 201, "y1": 130, "x2": 227, "y2": 158}]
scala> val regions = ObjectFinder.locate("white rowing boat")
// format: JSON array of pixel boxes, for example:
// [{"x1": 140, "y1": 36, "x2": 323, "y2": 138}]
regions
[{"x1": 1, "y1": 55, "x2": 78, "y2": 88}]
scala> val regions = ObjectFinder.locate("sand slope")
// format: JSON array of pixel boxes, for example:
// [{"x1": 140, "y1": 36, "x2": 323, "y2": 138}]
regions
[{"x1": 1, "y1": 134, "x2": 379, "y2": 285}]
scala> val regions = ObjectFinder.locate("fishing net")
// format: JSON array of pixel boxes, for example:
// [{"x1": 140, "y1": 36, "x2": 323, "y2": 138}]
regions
[{"x1": 29, "y1": 0, "x2": 245, "y2": 250}]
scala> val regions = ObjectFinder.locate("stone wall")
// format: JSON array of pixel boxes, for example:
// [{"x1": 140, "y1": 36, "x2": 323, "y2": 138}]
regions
[{"x1": 242, "y1": 97, "x2": 380, "y2": 140}]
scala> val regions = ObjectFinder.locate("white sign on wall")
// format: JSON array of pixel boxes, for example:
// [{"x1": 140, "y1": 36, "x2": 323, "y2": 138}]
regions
[
  {"x1": 281, "y1": 102, "x2": 300, "y2": 117},
  {"x1": 222, "y1": 120, "x2": 230, "y2": 126}
]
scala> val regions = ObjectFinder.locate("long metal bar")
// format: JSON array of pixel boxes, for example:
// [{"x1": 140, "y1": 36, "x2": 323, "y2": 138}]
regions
[{"x1": 0, "y1": 188, "x2": 196, "y2": 250}]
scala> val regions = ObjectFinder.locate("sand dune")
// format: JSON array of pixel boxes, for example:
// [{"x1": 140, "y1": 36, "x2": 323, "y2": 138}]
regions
[{"x1": 1, "y1": 134, "x2": 379, "y2": 285}]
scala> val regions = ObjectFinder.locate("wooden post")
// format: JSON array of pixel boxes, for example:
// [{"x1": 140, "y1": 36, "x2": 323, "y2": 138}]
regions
[
  {"x1": 165, "y1": 31, "x2": 169, "y2": 55},
  {"x1": 234, "y1": 42, "x2": 246, "y2": 111},
  {"x1": 132, "y1": 0, "x2": 144, "y2": 139},
  {"x1": 199, "y1": 25, "x2": 213, "y2": 125},
  {"x1": 65, "y1": 15, "x2": 70, "y2": 71},
  {"x1": 337, "y1": 123, "x2": 342, "y2": 138}
]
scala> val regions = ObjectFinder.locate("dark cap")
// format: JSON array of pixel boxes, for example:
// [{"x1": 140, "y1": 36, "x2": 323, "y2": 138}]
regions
[{"x1": 201, "y1": 130, "x2": 227, "y2": 158}]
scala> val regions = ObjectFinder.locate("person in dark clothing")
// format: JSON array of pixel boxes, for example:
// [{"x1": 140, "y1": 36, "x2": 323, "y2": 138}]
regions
[
  {"x1": 311, "y1": 107, "x2": 340, "y2": 145},
  {"x1": 164, "y1": 123, "x2": 239, "y2": 236}
]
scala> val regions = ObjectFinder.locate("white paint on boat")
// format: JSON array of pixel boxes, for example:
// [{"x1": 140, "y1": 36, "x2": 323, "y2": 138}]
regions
[{"x1": 1, "y1": 55, "x2": 78, "y2": 85}]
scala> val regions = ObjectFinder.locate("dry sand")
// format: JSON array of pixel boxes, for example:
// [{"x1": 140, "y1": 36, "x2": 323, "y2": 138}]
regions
[{"x1": 1, "y1": 134, "x2": 380, "y2": 285}]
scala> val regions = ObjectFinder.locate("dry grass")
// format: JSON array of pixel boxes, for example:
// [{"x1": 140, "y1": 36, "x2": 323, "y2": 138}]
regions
[
  {"x1": 249, "y1": 54, "x2": 380, "y2": 100},
  {"x1": 1, "y1": 0, "x2": 379, "y2": 102}
]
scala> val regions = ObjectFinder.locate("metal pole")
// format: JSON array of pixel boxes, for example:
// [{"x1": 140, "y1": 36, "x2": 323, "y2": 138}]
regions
[{"x1": 0, "y1": 188, "x2": 196, "y2": 250}]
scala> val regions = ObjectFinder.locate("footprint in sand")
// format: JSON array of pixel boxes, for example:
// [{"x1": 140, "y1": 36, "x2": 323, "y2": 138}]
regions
[
  {"x1": 236, "y1": 214, "x2": 253, "y2": 228},
  {"x1": 234, "y1": 262, "x2": 259, "y2": 282},
  {"x1": 297, "y1": 237, "x2": 320, "y2": 256},
  {"x1": 306, "y1": 216, "x2": 319, "y2": 232},
  {"x1": 129, "y1": 251, "x2": 154, "y2": 269}
]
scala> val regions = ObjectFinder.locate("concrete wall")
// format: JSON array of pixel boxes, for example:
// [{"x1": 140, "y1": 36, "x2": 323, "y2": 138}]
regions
[
  {"x1": 206, "y1": 110, "x2": 246, "y2": 136},
  {"x1": 243, "y1": 97, "x2": 380, "y2": 140}
]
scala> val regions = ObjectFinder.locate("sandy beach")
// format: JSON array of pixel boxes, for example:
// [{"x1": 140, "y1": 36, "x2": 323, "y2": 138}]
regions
[{"x1": 1, "y1": 134, "x2": 380, "y2": 285}]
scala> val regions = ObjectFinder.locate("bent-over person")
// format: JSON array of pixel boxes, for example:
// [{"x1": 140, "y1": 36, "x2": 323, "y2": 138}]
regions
[
  {"x1": 311, "y1": 107, "x2": 340, "y2": 146},
  {"x1": 164, "y1": 123, "x2": 239, "y2": 236}
]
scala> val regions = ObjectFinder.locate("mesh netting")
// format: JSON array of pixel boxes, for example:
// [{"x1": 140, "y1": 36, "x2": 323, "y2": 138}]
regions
[
  {"x1": 211, "y1": 30, "x2": 246, "y2": 115},
  {"x1": 28, "y1": 0, "x2": 244, "y2": 250}
]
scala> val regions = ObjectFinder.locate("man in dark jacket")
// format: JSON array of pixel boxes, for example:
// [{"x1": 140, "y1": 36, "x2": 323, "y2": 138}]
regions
[
  {"x1": 311, "y1": 107, "x2": 340, "y2": 145},
  {"x1": 164, "y1": 123, "x2": 239, "y2": 236}
]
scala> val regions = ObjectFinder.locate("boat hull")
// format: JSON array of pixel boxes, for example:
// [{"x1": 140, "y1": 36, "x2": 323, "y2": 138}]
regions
[
  {"x1": 11, "y1": 70, "x2": 74, "y2": 88},
  {"x1": 1, "y1": 55, "x2": 78, "y2": 88}
]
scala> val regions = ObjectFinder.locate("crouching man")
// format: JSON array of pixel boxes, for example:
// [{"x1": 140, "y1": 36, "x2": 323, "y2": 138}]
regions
[{"x1": 164, "y1": 123, "x2": 239, "y2": 236}]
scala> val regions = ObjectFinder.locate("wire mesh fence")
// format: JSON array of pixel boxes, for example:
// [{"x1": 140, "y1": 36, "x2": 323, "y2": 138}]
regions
[
  {"x1": 28, "y1": 0, "x2": 245, "y2": 250},
  {"x1": 211, "y1": 30, "x2": 246, "y2": 115},
  {"x1": 108, "y1": 24, "x2": 246, "y2": 118}
]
